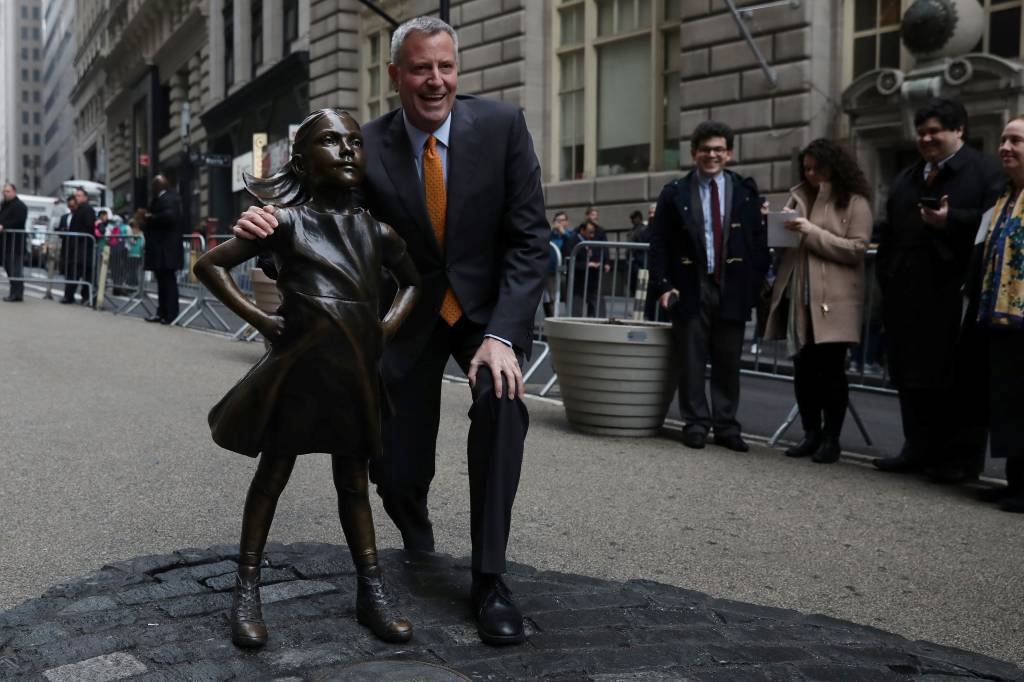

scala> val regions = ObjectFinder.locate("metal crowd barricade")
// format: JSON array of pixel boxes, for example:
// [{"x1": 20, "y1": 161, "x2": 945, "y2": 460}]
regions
[
  {"x1": 95, "y1": 228, "x2": 144, "y2": 310},
  {"x1": 171, "y1": 233, "x2": 232, "y2": 331},
  {"x1": 520, "y1": 242, "x2": 562, "y2": 389},
  {"x1": 0, "y1": 229, "x2": 97, "y2": 304},
  {"x1": 558, "y1": 240, "x2": 893, "y2": 445}
]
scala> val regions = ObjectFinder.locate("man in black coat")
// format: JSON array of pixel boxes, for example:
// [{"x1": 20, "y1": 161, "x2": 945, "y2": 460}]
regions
[
  {"x1": 62, "y1": 187, "x2": 97, "y2": 305},
  {"x1": 649, "y1": 121, "x2": 770, "y2": 453},
  {"x1": 0, "y1": 183, "x2": 28, "y2": 302},
  {"x1": 874, "y1": 98, "x2": 1004, "y2": 481},
  {"x1": 232, "y1": 17, "x2": 548, "y2": 646},
  {"x1": 142, "y1": 174, "x2": 184, "y2": 324}
]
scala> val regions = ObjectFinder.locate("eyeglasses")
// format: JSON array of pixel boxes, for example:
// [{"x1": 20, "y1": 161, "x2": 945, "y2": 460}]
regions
[{"x1": 697, "y1": 146, "x2": 729, "y2": 155}]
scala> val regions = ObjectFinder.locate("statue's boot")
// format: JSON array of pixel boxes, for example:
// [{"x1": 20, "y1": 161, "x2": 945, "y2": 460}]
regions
[
  {"x1": 356, "y1": 564, "x2": 413, "y2": 643},
  {"x1": 231, "y1": 564, "x2": 268, "y2": 648}
]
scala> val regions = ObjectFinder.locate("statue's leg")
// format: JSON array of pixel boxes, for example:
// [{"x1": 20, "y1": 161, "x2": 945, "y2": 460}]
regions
[
  {"x1": 333, "y1": 454, "x2": 412, "y2": 643},
  {"x1": 231, "y1": 452, "x2": 297, "y2": 649}
]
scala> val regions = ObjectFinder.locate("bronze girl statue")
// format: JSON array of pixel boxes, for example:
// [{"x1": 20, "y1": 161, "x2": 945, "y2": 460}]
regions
[{"x1": 193, "y1": 109, "x2": 420, "y2": 648}]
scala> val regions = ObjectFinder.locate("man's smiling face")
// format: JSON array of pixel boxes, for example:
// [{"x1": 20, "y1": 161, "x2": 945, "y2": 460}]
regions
[{"x1": 388, "y1": 30, "x2": 458, "y2": 133}]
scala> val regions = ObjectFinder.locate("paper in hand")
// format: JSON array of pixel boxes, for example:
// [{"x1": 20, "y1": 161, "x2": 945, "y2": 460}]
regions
[{"x1": 767, "y1": 212, "x2": 801, "y2": 248}]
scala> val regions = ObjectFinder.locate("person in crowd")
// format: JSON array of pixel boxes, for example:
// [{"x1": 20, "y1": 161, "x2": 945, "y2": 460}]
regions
[
  {"x1": 565, "y1": 219, "x2": 606, "y2": 317},
  {"x1": 142, "y1": 174, "x2": 184, "y2": 324},
  {"x1": 643, "y1": 203, "x2": 661, "y2": 321},
  {"x1": 230, "y1": 16, "x2": 548, "y2": 645},
  {"x1": 94, "y1": 209, "x2": 110, "y2": 240},
  {"x1": 61, "y1": 187, "x2": 96, "y2": 305},
  {"x1": 873, "y1": 98, "x2": 1003, "y2": 482},
  {"x1": 967, "y1": 115, "x2": 1024, "y2": 513},
  {"x1": 763, "y1": 139, "x2": 873, "y2": 463},
  {"x1": 649, "y1": 121, "x2": 770, "y2": 452},
  {"x1": 106, "y1": 213, "x2": 133, "y2": 295},
  {"x1": 543, "y1": 211, "x2": 570, "y2": 317},
  {"x1": 125, "y1": 211, "x2": 145, "y2": 289},
  {"x1": 576, "y1": 205, "x2": 606, "y2": 238},
  {"x1": 627, "y1": 209, "x2": 650, "y2": 293},
  {"x1": 0, "y1": 183, "x2": 28, "y2": 302}
]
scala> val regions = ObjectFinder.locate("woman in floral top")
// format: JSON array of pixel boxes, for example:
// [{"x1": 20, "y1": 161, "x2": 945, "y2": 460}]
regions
[{"x1": 971, "y1": 116, "x2": 1024, "y2": 513}]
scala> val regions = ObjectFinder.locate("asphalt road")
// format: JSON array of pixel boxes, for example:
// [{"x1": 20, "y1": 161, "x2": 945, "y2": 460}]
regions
[{"x1": 0, "y1": 295, "x2": 1021, "y2": 667}]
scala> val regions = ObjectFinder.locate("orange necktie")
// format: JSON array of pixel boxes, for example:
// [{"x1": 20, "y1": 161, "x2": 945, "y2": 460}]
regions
[{"x1": 424, "y1": 135, "x2": 462, "y2": 325}]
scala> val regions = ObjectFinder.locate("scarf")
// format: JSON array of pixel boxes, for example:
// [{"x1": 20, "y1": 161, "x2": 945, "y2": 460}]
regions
[{"x1": 979, "y1": 189, "x2": 1024, "y2": 328}]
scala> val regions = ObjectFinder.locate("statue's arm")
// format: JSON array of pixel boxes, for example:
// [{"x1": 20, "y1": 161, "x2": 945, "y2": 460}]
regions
[
  {"x1": 193, "y1": 238, "x2": 284, "y2": 340},
  {"x1": 379, "y1": 222, "x2": 421, "y2": 342}
]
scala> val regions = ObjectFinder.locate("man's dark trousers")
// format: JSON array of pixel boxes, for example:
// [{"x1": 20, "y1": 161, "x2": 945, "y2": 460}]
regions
[
  {"x1": 154, "y1": 268, "x2": 179, "y2": 322},
  {"x1": 370, "y1": 316, "x2": 527, "y2": 575},
  {"x1": 2, "y1": 235, "x2": 24, "y2": 299},
  {"x1": 672, "y1": 274, "x2": 744, "y2": 437}
]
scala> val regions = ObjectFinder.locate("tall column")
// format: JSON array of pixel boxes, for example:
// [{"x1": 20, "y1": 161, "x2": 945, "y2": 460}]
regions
[
  {"x1": 234, "y1": 0, "x2": 251, "y2": 86},
  {"x1": 209, "y1": 0, "x2": 225, "y2": 99},
  {"x1": 264, "y1": 0, "x2": 282, "y2": 67}
]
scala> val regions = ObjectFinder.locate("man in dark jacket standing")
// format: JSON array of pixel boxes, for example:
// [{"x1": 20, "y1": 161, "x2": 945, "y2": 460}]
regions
[
  {"x1": 649, "y1": 121, "x2": 770, "y2": 452},
  {"x1": 874, "y1": 98, "x2": 1003, "y2": 481},
  {"x1": 62, "y1": 187, "x2": 97, "y2": 305},
  {"x1": 1, "y1": 183, "x2": 28, "y2": 302},
  {"x1": 142, "y1": 174, "x2": 183, "y2": 324}
]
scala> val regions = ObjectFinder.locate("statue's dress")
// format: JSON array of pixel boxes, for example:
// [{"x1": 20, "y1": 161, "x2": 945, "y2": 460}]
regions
[{"x1": 209, "y1": 206, "x2": 413, "y2": 459}]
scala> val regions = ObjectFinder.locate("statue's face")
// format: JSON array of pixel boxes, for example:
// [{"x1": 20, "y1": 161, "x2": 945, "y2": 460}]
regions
[
  {"x1": 388, "y1": 30, "x2": 457, "y2": 133},
  {"x1": 297, "y1": 112, "x2": 365, "y2": 189}
]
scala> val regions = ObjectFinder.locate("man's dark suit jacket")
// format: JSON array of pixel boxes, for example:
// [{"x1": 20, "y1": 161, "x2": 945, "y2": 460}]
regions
[
  {"x1": 0, "y1": 197, "x2": 28, "y2": 250},
  {"x1": 876, "y1": 145, "x2": 1003, "y2": 389},
  {"x1": 144, "y1": 190, "x2": 184, "y2": 271},
  {"x1": 360, "y1": 95, "x2": 549, "y2": 380},
  {"x1": 648, "y1": 169, "x2": 769, "y2": 322}
]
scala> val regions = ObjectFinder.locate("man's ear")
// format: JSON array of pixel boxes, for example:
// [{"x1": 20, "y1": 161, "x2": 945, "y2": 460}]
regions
[
  {"x1": 955, "y1": 126, "x2": 966, "y2": 140},
  {"x1": 387, "y1": 63, "x2": 399, "y2": 90}
]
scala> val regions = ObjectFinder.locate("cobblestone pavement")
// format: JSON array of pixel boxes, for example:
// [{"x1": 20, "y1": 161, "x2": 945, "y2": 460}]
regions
[{"x1": 1, "y1": 544, "x2": 1020, "y2": 681}]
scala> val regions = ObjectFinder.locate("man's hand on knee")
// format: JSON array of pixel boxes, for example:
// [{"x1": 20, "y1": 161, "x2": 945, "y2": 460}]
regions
[
  {"x1": 233, "y1": 205, "x2": 279, "y2": 239},
  {"x1": 468, "y1": 338, "x2": 524, "y2": 401}
]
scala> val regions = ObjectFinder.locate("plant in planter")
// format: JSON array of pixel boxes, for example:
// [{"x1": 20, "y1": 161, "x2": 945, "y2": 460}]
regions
[{"x1": 544, "y1": 317, "x2": 679, "y2": 437}]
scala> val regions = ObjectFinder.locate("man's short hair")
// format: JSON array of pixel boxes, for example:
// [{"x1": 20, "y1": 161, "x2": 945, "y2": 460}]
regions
[
  {"x1": 690, "y1": 121, "x2": 734, "y2": 151},
  {"x1": 914, "y1": 98, "x2": 968, "y2": 134},
  {"x1": 630, "y1": 210, "x2": 643, "y2": 221},
  {"x1": 584, "y1": 206, "x2": 597, "y2": 214},
  {"x1": 552, "y1": 211, "x2": 567, "y2": 221},
  {"x1": 3, "y1": 182, "x2": 16, "y2": 192},
  {"x1": 390, "y1": 16, "x2": 459, "y2": 66}
]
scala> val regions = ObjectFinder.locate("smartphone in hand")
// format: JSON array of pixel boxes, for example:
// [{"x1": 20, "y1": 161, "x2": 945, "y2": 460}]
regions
[{"x1": 919, "y1": 196, "x2": 942, "y2": 210}]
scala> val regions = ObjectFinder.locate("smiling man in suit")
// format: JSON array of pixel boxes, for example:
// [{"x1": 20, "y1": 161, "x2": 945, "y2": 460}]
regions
[
  {"x1": 233, "y1": 16, "x2": 548, "y2": 645},
  {"x1": 648, "y1": 121, "x2": 769, "y2": 453}
]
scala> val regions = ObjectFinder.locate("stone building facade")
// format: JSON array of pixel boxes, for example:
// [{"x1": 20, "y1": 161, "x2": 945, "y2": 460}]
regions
[
  {"x1": 2, "y1": 0, "x2": 45, "y2": 193},
  {"x1": 40, "y1": 0, "x2": 76, "y2": 196},
  {"x1": 63, "y1": 0, "x2": 1024, "y2": 236}
]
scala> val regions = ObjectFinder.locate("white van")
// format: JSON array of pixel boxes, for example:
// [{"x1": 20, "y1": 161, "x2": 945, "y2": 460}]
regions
[{"x1": 17, "y1": 194, "x2": 61, "y2": 266}]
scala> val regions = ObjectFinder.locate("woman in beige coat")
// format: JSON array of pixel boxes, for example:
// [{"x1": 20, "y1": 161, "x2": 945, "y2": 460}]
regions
[{"x1": 764, "y1": 139, "x2": 873, "y2": 463}]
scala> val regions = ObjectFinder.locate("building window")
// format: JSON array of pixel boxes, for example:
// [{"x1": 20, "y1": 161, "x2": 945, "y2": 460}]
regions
[
  {"x1": 23, "y1": 133, "x2": 29, "y2": 145},
  {"x1": 224, "y1": 0, "x2": 235, "y2": 88},
  {"x1": 34, "y1": 133, "x2": 40, "y2": 145},
  {"x1": 284, "y1": 0, "x2": 299, "y2": 55},
  {"x1": 21, "y1": 47, "x2": 28, "y2": 59},
  {"x1": 251, "y1": 0, "x2": 264, "y2": 71},
  {"x1": 21, "y1": 26, "x2": 28, "y2": 39},
  {"x1": 850, "y1": 0, "x2": 902, "y2": 80},
  {"x1": 978, "y1": 0, "x2": 1024, "y2": 58},
  {"x1": 33, "y1": 27, "x2": 40, "y2": 40},
  {"x1": 554, "y1": 0, "x2": 678, "y2": 179},
  {"x1": 32, "y1": 5, "x2": 39, "y2": 18},
  {"x1": 33, "y1": 91, "x2": 40, "y2": 103},
  {"x1": 363, "y1": 29, "x2": 398, "y2": 121},
  {"x1": 22, "y1": 111, "x2": 29, "y2": 125},
  {"x1": 33, "y1": 69, "x2": 39, "y2": 82},
  {"x1": 33, "y1": 48, "x2": 39, "y2": 59},
  {"x1": 34, "y1": 112, "x2": 40, "y2": 125},
  {"x1": 21, "y1": 68, "x2": 28, "y2": 81},
  {"x1": 22, "y1": 90, "x2": 28, "y2": 102}
]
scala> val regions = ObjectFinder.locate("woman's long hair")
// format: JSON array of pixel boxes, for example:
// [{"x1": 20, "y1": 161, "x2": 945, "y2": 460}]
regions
[
  {"x1": 799, "y1": 138, "x2": 871, "y2": 210},
  {"x1": 243, "y1": 108, "x2": 356, "y2": 207}
]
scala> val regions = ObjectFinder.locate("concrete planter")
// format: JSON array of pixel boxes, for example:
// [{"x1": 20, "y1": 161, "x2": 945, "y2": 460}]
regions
[{"x1": 545, "y1": 317, "x2": 678, "y2": 437}]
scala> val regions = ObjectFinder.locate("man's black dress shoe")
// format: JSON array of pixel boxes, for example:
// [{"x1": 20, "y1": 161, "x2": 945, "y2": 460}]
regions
[
  {"x1": 60, "y1": 298, "x2": 76, "y2": 304},
  {"x1": 925, "y1": 466, "x2": 977, "y2": 485},
  {"x1": 2, "y1": 295, "x2": 23, "y2": 302},
  {"x1": 145, "y1": 315, "x2": 163, "y2": 323},
  {"x1": 471, "y1": 574, "x2": 524, "y2": 646},
  {"x1": 977, "y1": 486, "x2": 1013, "y2": 503},
  {"x1": 811, "y1": 437, "x2": 841, "y2": 464},
  {"x1": 714, "y1": 433, "x2": 749, "y2": 453},
  {"x1": 681, "y1": 430, "x2": 706, "y2": 449},
  {"x1": 873, "y1": 454, "x2": 923, "y2": 473},
  {"x1": 999, "y1": 494, "x2": 1024, "y2": 513},
  {"x1": 785, "y1": 431, "x2": 821, "y2": 458}
]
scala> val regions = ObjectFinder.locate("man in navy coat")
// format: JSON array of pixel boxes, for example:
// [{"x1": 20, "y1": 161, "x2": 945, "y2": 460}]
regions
[
  {"x1": 234, "y1": 16, "x2": 548, "y2": 646},
  {"x1": 649, "y1": 121, "x2": 769, "y2": 452}
]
